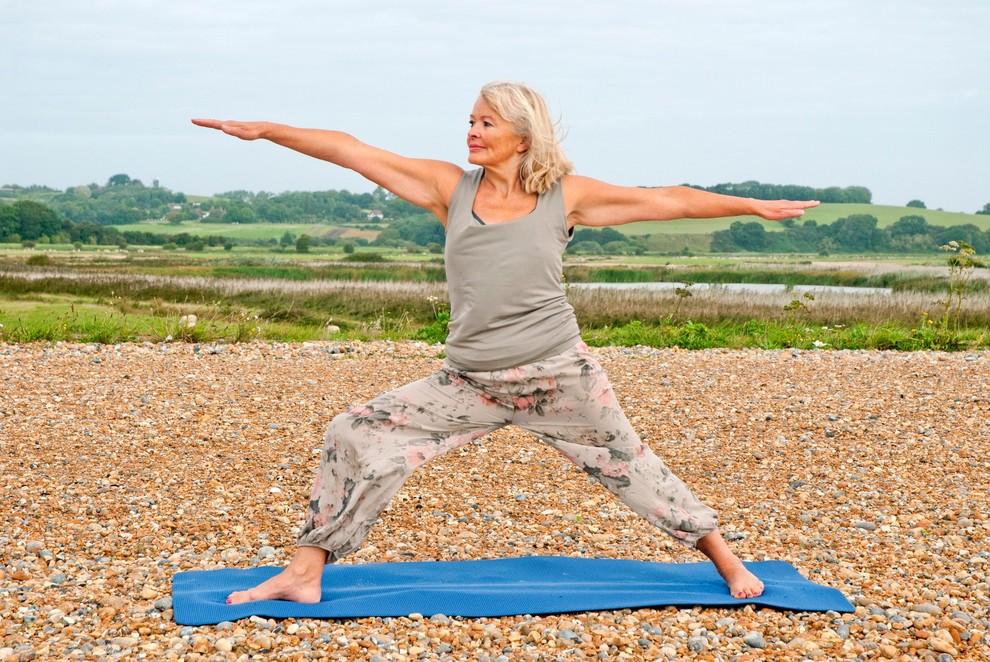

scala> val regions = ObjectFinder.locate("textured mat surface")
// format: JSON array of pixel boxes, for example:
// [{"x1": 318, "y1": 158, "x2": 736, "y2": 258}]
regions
[{"x1": 172, "y1": 556, "x2": 854, "y2": 625}]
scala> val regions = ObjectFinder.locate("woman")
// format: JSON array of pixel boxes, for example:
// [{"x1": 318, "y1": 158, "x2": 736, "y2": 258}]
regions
[{"x1": 193, "y1": 81, "x2": 818, "y2": 605}]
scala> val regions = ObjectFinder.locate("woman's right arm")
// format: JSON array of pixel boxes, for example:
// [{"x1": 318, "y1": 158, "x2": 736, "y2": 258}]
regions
[{"x1": 191, "y1": 119, "x2": 463, "y2": 223}]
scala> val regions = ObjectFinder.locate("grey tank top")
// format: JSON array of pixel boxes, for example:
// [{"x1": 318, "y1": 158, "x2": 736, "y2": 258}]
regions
[{"x1": 443, "y1": 168, "x2": 581, "y2": 371}]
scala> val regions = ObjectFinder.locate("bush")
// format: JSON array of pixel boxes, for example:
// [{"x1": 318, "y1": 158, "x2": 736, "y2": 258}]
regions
[{"x1": 343, "y1": 251, "x2": 387, "y2": 263}]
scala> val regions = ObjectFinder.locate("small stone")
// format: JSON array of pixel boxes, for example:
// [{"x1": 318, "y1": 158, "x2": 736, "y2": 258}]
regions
[
  {"x1": 249, "y1": 634, "x2": 272, "y2": 650},
  {"x1": 214, "y1": 638, "x2": 233, "y2": 653},
  {"x1": 913, "y1": 602, "x2": 942, "y2": 615},
  {"x1": 743, "y1": 632, "x2": 767, "y2": 649},
  {"x1": 928, "y1": 638, "x2": 957, "y2": 655}
]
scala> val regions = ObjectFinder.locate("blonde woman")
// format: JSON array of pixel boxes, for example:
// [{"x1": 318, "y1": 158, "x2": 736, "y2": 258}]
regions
[{"x1": 193, "y1": 81, "x2": 817, "y2": 605}]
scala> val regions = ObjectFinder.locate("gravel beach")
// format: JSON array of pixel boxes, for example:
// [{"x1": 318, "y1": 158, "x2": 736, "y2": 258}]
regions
[{"x1": 1, "y1": 341, "x2": 988, "y2": 661}]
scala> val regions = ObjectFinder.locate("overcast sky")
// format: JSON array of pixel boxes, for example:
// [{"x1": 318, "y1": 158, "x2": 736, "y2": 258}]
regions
[{"x1": 2, "y1": 0, "x2": 987, "y2": 212}]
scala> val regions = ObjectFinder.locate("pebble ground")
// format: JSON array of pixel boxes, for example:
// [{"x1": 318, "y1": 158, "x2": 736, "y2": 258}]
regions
[{"x1": 1, "y1": 341, "x2": 987, "y2": 661}]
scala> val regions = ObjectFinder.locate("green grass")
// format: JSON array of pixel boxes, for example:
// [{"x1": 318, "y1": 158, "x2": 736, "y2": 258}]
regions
[
  {"x1": 581, "y1": 318, "x2": 987, "y2": 352},
  {"x1": 3, "y1": 248, "x2": 988, "y2": 350},
  {"x1": 4, "y1": 295, "x2": 985, "y2": 350}
]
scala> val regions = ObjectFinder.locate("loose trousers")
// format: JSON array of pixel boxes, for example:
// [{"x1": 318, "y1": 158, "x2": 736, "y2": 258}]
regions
[{"x1": 297, "y1": 342, "x2": 718, "y2": 560}]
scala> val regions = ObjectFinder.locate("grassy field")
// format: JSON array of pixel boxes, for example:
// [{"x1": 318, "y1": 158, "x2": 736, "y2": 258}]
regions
[
  {"x1": 2, "y1": 248, "x2": 988, "y2": 349},
  {"x1": 619, "y1": 203, "x2": 990, "y2": 236},
  {"x1": 108, "y1": 220, "x2": 381, "y2": 242},
  {"x1": 107, "y1": 203, "x2": 990, "y2": 243}
]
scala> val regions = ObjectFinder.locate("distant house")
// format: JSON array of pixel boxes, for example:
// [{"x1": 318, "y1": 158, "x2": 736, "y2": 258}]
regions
[
  {"x1": 365, "y1": 209, "x2": 384, "y2": 220},
  {"x1": 0, "y1": 188, "x2": 15, "y2": 198}
]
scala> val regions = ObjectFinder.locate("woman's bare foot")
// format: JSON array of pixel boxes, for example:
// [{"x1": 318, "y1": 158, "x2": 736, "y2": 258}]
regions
[
  {"x1": 695, "y1": 531, "x2": 765, "y2": 599},
  {"x1": 226, "y1": 546, "x2": 329, "y2": 605}
]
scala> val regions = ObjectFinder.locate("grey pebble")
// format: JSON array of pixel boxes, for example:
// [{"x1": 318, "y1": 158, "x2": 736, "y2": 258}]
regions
[{"x1": 743, "y1": 631, "x2": 767, "y2": 649}]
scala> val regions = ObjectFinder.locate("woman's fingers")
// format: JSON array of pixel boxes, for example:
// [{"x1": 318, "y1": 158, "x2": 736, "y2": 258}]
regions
[
  {"x1": 761, "y1": 199, "x2": 820, "y2": 220},
  {"x1": 191, "y1": 118, "x2": 267, "y2": 141},
  {"x1": 191, "y1": 118, "x2": 224, "y2": 129}
]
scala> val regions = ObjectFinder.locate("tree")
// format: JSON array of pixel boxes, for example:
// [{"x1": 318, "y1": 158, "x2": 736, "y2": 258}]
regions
[
  {"x1": 828, "y1": 214, "x2": 884, "y2": 251},
  {"x1": 0, "y1": 205, "x2": 18, "y2": 241},
  {"x1": 728, "y1": 221, "x2": 767, "y2": 251},
  {"x1": 7, "y1": 200, "x2": 63, "y2": 240},
  {"x1": 279, "y1": 231, "x2": 296, "y2": 249},
  {"x1": 889, "y1": 215, "x2": 929, "y2": 237},
  {"x1": 708, "y1": 229, "x2": 738, "y2": 252},
  {"x1": 906, "y1": 199, "x2": 926, "y2": 209},
  {"x1": 295, "y1": 234, "x2": 312, "y2": 253},
  {"x1": 107, "y1": 173, "x2": 132, "y2": 187},
  {"x1": 977, "y1": 203, "x2": 990, "y2": 216}
]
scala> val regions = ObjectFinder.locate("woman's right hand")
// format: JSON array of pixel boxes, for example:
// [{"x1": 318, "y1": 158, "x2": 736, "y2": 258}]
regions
[{"x1": 190, "y1": 118, "x2": 463, "y2": 224}]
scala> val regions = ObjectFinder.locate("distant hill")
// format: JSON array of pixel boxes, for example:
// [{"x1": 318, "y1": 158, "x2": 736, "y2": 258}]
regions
[{"x1": 618, "y1": 203, "x2": 990, "y2": 236}]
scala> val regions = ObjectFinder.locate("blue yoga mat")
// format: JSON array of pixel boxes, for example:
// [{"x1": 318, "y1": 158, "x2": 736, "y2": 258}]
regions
[{"x1": 172, "y1": 556, "x2": 853, "y2": 626}]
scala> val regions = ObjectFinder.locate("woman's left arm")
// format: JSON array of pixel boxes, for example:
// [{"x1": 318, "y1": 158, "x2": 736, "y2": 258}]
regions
[{"x1": 563, "y1": 175, "x2": 819, "y2": 228}]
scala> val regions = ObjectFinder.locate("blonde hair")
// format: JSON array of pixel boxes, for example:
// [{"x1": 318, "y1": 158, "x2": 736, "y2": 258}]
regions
[{"x1": 479, "y1": 81, "x2": 573, "y2": 194}]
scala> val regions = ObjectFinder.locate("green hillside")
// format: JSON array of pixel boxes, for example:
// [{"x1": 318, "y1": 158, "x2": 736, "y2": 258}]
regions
[{"x1": 619, "y1": 203, "x2": 990, "y2": 236}]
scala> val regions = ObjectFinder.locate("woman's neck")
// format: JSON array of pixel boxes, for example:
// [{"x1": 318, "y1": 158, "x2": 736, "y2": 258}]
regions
[{"x1": 481, "y1": 164, "x2": 525, "y2": 198}]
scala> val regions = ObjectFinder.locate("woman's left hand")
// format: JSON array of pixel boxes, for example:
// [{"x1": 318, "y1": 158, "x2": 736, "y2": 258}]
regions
[{"x1": 752, "y1": 199, "x2": 821, "y2": 221}]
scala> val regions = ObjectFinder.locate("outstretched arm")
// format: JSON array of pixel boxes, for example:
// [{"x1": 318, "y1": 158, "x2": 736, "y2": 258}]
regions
[
  {"x1": 191, "y1": 119, "x2": 463, "y2": 222},
  {"x1": 563, "y1": 175, "x2": 820, "y2": 228}
]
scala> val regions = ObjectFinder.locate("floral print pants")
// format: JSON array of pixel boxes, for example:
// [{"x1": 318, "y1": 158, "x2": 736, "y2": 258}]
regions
[{"x1": 297, "y1": 342, "x2": 718, "y2": 560}]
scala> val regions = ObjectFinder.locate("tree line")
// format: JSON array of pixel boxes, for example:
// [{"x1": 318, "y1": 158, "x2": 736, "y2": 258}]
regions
[
  {"x1": 0, "y1": 199, "x2": 227, "y2": 250},
  {"x1": 1, "y1": 174, "x2": 425, "y2": 227},
  {"x1": 711, "y1": 215, "x2": 990, "y2": 254},
  {"x1": 4, "y1": 174, "x2": 989, "y2": 254},
  {"x1": 686, "y1": 181, "x2": 873, "y2": 204}
]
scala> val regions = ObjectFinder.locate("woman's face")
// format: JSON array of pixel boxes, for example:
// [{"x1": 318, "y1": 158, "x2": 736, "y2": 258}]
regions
[{"x1": 466, "y1": 97, "x2": 528, "y2": 168}]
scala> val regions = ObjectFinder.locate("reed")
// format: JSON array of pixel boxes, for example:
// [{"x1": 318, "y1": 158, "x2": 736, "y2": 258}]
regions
[{"x1": 3, "y1": 261, "x2": 989, "y2": 349}]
